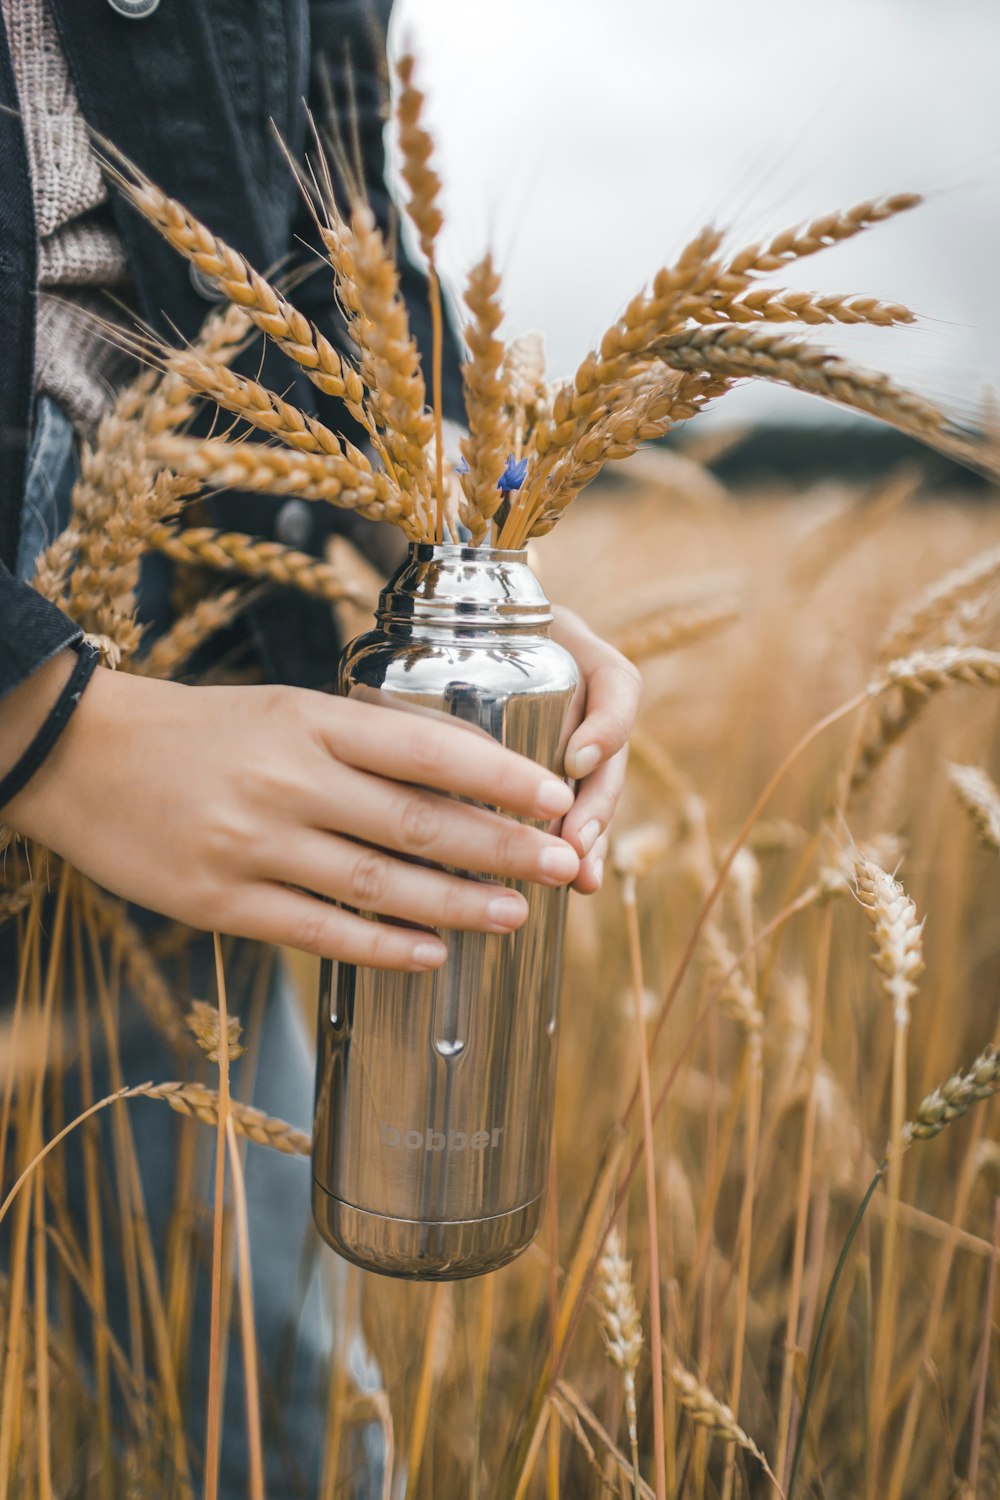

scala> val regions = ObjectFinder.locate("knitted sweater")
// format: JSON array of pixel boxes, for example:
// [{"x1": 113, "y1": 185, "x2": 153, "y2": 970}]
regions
[{"x1": 0, "y1": 0, "x2": 133, "y2": 432}]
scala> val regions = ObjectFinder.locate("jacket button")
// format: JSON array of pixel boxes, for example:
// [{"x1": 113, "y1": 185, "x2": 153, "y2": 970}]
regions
[
  {"x1": 107, "y1": 0, "x2": 161, "y2": 15},
  {"x1": 274, "y1": 500, "x2": 313, "y2": 550},
  {"x1": 189, "y1": 263, "x2": 225, "y2": 301}
]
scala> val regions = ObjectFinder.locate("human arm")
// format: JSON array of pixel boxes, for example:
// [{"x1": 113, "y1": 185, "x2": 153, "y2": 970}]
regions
[{"x1": 1, "y1": 663, "x2": 581, "y2": 970}]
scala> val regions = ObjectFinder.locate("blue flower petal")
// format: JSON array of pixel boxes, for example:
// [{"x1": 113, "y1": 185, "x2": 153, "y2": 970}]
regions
[{"x1": 497, "y1": 454, "x2": 528, "y2": 492}]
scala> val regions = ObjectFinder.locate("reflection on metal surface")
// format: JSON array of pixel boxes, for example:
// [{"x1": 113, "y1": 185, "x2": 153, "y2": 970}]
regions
[{"x1": 312, "y1": 544, "x2": 581, "y2": 1280}]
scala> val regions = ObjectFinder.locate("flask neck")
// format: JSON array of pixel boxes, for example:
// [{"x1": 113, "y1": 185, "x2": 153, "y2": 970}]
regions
[{"x1": 377, "y1": 543, "x2": 553, "y2": 634}]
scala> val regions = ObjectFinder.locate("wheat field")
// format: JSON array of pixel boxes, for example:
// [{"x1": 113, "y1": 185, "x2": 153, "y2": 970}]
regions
[
  {"x1": 4, "y1": 46, "x2": 1000, "y2": 1499},
  {"x1": 4, "y1": 445, "x2": 1000, "y2": 1498}
]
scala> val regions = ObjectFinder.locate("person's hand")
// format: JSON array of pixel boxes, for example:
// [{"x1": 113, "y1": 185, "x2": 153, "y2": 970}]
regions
[
  {"x1": 2, "y1": 660, "x2": 581, "y2": 971},
  {"x1": 551, "y1": 606, "x2": 641, "y2": 894}
]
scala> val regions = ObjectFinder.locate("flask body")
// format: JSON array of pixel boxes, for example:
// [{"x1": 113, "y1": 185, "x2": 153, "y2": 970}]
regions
[{"x1": 311, "y1": 543, "x2": 580, "y2": 1279}]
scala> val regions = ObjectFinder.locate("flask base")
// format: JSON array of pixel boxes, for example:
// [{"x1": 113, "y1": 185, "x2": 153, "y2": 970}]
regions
[{"x1": 312, "y1": 1181, "x2": 541, "y2": 1280}]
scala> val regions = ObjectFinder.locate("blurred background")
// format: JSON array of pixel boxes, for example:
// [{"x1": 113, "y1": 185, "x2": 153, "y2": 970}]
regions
[{"x1": 389, "y1": 0, "x2": 1000, "y2": 438}]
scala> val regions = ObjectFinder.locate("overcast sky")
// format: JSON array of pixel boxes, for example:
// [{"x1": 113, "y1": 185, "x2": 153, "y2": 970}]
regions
[{"x1": 388, "y1": 0, "x2": 1000, "y2": 425}]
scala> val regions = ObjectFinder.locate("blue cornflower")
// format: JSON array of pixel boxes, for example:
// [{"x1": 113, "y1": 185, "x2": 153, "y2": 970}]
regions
[
  {"x1": 497, "y1": 453, "x2": 528, "y2": 492},
  {"x1": 454, "y1": 456, "x2": 470, "y2": 475}
]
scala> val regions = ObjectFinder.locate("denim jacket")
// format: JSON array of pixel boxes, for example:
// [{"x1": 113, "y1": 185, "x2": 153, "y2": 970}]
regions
[{"x1": 0, "y1": 0, "x2": 462, "y2": 701}]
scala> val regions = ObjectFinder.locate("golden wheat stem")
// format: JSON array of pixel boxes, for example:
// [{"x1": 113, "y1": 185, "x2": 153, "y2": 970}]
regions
[
  {"x1": 225, "y1": 1120, "x2": 264, "y2": 1499},
  {"x1": 32, "y1": 1173, "x2": 53, "y2": 1500},
  {"x1": 405, "y1": 1282, "x2": 449, "y2": 1500},
  {"x1": 968, "y1": 1199, "x2": 1000, "y2": 1492},
  {"x1": 470, "y1": 1274, "x2": 495, "y2": 1500},
  {"x1": 203, "y1": 935, "x2": 232, "y2": 1500},
  {"x1": 622, "y1": 872, "x2": 668, "y2": 1500}
]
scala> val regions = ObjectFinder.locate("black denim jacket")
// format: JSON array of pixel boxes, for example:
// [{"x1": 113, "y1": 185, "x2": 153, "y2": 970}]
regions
[{"x1": 0, "y1": 0, "x2": 462, "y2": 703}]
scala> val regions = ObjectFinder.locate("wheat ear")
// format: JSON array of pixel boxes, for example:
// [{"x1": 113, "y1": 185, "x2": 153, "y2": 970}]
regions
[
  {"x1": 947, "y1": 763, "x2": 1000, "y2": 853},
  {"x1": 668, "y1": 1360, "x2": 770, "y2": 1471},
  {"x1": 652, "y1": 325, "x2": 956, "y2": 450},
  {"x1": 395, "y1": 52, "x2": 447, "y2": 536},
  {"x1": 614, "y1": 601, "x2": 740, "y2": 664},
  {"x1": 133, "y1": 588, "x2": 246, "y2": 681},
  {"x1": 879, "y1": 542, "x2": 1000, "y2": 660},
  {"x1": 722, "y1": 192, "x2": 922, "y2": 282},
  {"x1": 594, "y1": 1227, "x2": 644, "y2": 1487},
  {"x1": 903, "y1": 1046, "x2": 1000, "y2": 1146},
  {"x1": 703, "y1": 287, "x2": 915, "y2": 328},
  {"x1": 108, "y1": 158, "x2": 365, "y2": 406},
  {"x1": 458, "y1": 253, "x2": 511, "y2": 543},
  {"x1": 853, "y1": 857, "x2": 924, "y2": 1025},
  {"x1": 149, "y1": 524, "x2": 367, "y2": 605},
  {"x1": 851, "y1": 648, "x2": 1000, "y2": 797},
  {"x1": 146, "y1": 433, "x2": 410, "y2": 529}
]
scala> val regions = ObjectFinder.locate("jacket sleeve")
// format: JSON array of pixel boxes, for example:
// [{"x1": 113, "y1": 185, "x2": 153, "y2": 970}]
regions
[
  {"x1": 291, "y1": 0, "x2": 465, "y2": 428},
  {"x1": 0, "y1": 561, "x2": 82, "y2": 705}
]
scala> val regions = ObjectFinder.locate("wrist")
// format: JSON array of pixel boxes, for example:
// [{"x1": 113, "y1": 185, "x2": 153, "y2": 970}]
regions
[{"x1": 0, "y1": 650, "x2": 108, "y2": 837}]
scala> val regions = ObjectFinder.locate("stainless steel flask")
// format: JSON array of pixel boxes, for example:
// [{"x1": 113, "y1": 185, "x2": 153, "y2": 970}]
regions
[{"x1": 311, "y1": 543, "x2": 581, "y2": 1279}]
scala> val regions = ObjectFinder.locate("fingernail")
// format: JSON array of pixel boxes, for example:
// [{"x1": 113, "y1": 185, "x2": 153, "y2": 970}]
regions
[
  {"x1": 413, "y1": 941, "x2": 447, "y2": 968},
  {"x1": 536, "y1": 779, "x2": 574, "y2": 817},
  {"x1": 538, "y1": 844, "x2": 580, "y2": 882},
  {"x1": 592, "y1": 856, "x2": 605, "y2": 888},
  {"x1": 487, "y1": 893, "x2": 528, "y2": 930},
  {"x1": 578, "y1": 819, "x2": 602, "y2": 856},
  {"x1": 569, "y1": 744, "x2": 601, "y2": 780}
]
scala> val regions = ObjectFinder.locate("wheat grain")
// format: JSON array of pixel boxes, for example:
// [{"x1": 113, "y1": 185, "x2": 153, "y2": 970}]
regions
[{"x1": 947, "y1": 762, "x2": 1000, "y2": 853}]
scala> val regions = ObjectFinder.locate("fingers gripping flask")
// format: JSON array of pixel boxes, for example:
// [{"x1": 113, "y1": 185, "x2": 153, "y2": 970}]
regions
[{"x1": 311, "y1": 543, "x2": 581, "y2": 1279}]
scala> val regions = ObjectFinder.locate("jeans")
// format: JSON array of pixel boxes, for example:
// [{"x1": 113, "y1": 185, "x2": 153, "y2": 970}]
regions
[{"x1": 3, "y1": 396, "x2": 385, "y2": 1497}]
